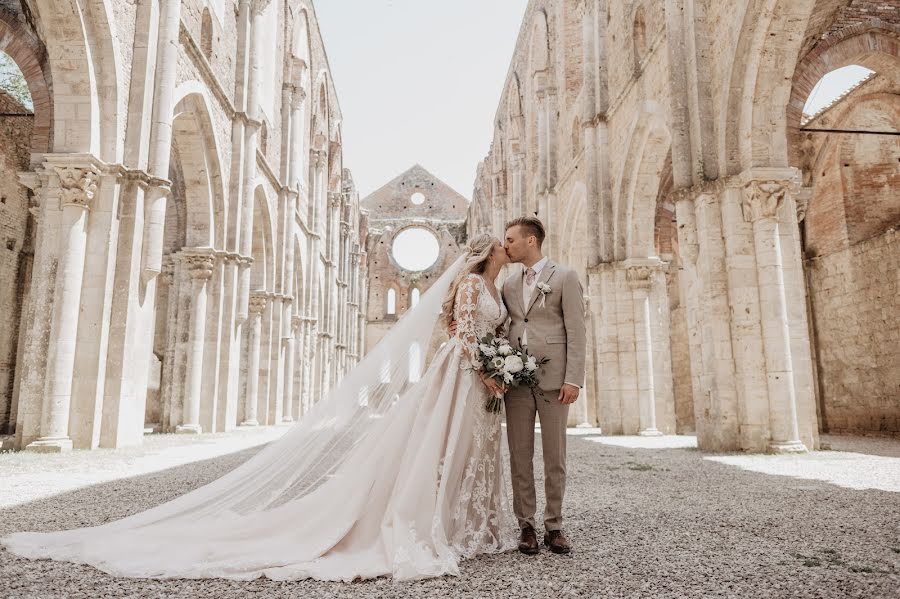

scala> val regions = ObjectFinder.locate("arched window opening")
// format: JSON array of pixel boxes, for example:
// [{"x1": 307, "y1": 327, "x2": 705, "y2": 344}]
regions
[
  {"x1": 259, "y1": 121, "x2": 268, "y2": 156},
  {"x1": 201, "y1": 9, "x2": 214, "y2": 60},
  {"x1": 410, "y1": 287, "x2": 420, "y2": 308},
  {"x1": 0, "y1": 52, "x2": 32, "y2": 110},
  {"x1": 633, "y1": 6, "x2": 648, "y2": 72},
  {"x1": 802, "y1": 65, "x2": 875, "y2": 122},
  {"x1": 386, "y1": 288, "x2": 396, "y2": 315}
]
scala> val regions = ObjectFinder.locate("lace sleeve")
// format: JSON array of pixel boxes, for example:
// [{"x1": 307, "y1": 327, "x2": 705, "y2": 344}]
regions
[{"x1": 455, "y1": 274, "x2": 483, "y2": 371}]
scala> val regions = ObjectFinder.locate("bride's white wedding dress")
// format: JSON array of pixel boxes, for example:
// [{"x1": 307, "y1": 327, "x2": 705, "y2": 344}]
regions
[{"x1": 2, "y1": 260, "x2": 517, "y2": 581}]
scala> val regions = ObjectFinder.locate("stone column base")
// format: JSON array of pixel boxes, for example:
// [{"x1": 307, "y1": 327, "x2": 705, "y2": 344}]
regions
[
  {"x1": 639, "y1": 428, "x2": 664, "y2": 437},
  {"x1": 175, "y1": 424, "x2": 202, "y2": 434},
  {"x1": 238, "y1": 420, "x2": 259, "y2": 427},
  {"x1": 768, "y1": 440, "x2": 808, "y2": 454},
  {"x1": 25, "y1": 437, "x2": 74, "y2": 452}
]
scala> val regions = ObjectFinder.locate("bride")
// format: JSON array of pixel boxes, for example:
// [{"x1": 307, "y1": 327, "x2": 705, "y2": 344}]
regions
[{"x1": 2, "y1": 234, "x2": 518, "y2": 582}]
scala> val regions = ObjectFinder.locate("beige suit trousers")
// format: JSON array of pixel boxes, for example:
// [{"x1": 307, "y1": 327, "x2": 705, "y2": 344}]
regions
[{"x1": 504, "y1": 385, "x2": 568, "y2": 531}]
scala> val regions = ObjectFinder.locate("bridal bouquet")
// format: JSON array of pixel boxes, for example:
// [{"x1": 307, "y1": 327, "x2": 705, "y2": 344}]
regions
[{"x1": 476, "y1": 333, "x2": 549, "y2": 413}]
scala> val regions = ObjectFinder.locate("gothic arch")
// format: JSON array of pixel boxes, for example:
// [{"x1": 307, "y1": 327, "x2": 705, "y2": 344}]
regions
[
  {"x1": 250, "y1": 185, "x2": 276, "y2": 292},
  {"x1": 721, "y1": 0, "x2": 818, "y2": 174},
  {"x1": 171, "y1": 86, "x2": 225, "y2": 250},
  {"x1": 788, "y1": 26, "x2": 900, "y2": 166},
  {"x1": 0, "y1": 15, "x2": 51, "y2": 154},
  {"x1": 30, "y1": 0, "x2": 121, "y2": 161},
  {"x1": 616, "y1": 103, "x2": 672, "y2": 260}
]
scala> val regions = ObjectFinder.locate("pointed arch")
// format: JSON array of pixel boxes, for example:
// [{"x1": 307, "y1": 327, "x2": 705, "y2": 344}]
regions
[
  {"x1": 616, "y1": 102, "x2": 672, "y2": 260},
  {"x1": 171, "y1": 85, "x2": 226, "y2": 249}
]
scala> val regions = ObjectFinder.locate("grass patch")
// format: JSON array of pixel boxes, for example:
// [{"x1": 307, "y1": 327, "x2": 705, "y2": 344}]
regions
[{"x1": 891, "y1": 548, "x2": 900, "y2": 554}]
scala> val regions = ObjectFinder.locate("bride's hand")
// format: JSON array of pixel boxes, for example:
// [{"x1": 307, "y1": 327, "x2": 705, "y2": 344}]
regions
[
  {"x1": 447, "y1": 320, "x2": 458, "y2": 337},
  {"x1": 480, "y1": 374, "x2": 506, "y2": 397}
]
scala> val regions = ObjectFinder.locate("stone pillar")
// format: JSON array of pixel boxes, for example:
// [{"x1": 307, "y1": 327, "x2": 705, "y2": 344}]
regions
[
  {"x1": 241, "y1": 292, "x2": 267, "y2": 426},
  {"x1": 26, "y1": 165, "x2": 100, "y2": 453},
  {"x1": 176, "y1": 250, "x2": 215, "y2": 434},
  {"x1": 510, "y1": 153, "x2": 525, "y2": 217},
  {"x1": 627, "y1": 264, "x2": 663, "y2": 436},
  {"x1": 743, "y1": 177, "x2": 806, "y2": 453}
]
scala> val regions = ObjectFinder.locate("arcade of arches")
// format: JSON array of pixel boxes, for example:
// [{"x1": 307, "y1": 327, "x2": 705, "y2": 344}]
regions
[
  {"x1": 0, "y1": 0, "x2": 367, "y2": 450},
  {"x1": 469, "y1": 0, "x2": 899, "y2": 451},
  {"x1": 0, "y1": 0, "x2": 897, "y2": 455}
]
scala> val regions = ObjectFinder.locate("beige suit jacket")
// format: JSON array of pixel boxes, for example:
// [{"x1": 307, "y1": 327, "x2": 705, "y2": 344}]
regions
[{"x1": 502, "y1": 259, "x2": 587, "y2": 391}]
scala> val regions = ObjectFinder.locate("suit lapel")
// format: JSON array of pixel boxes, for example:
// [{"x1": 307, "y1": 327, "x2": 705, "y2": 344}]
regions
[{"x1": 525, "y1": 260, "x2": 556, "y2": 315}]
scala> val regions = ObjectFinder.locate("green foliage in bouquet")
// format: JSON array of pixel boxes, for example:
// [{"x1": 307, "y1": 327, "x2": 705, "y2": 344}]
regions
[{"x1": 476, "y1": 333, "x2": 550, "y2": 414}]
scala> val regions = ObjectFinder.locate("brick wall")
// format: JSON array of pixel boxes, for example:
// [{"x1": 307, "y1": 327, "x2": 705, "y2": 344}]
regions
[
  {"x1": 808, "y1": 228, "x2": 900, "y2": 434},
  {"x1": 0, "y1": 90, "x2": 33, "y2": 433}
]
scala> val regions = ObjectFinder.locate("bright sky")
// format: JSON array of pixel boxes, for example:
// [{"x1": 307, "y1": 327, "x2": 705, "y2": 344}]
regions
[{"x1": 315, "y1": 0, "x2": 529, "y2": 201}]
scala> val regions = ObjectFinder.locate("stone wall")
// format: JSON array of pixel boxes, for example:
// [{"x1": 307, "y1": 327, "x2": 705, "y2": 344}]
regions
[
  {"x1": 470, "y1": 0, "x2": 898, "y2": 449},
  {"x1": 0, "y1": 91, "x2": 32, "y2": 435},
  {"x1": 808, "y1": 228, "x2": 899, "y2": 433}
]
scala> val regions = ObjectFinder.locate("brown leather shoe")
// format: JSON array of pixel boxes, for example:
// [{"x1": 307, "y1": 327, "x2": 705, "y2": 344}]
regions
[
  {"x1": 518, "y1": 525, "x2": 539, "y2": 555},
  {"x1": 543, "y1": 530, "x2": 571, "y2": 554}
]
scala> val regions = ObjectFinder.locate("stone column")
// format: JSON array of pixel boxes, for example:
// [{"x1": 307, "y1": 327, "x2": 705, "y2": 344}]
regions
[
  {"x1": 26, "y1": 165, "x2": 100, "y2": 453},
  {"x1": 510, "y1": 153, "x2": 525, "y2": 217},
  {"x1": 743, "y1": 177, "x2": 806, "y2": 453},
  {"x1": 241, "y1": 292, "x2": 268, "y2": 426},
  {"x1": 176, "y1": 251, "x2": 215, "y2": 434},
  {"x1": 627, "y1": 264, "x2": 663, "y2": 437}
]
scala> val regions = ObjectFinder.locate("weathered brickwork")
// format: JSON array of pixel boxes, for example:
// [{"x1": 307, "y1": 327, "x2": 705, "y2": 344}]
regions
[
  {"x1": 362, "y1": 165, "x2": 467, "y2": 362},
  {"x1": 470, "y1": 0, "x2": 899, "y2": 449},
  {"x1": 808, "y1": 229, "x2": 899, "y2": 433},
  {"x1": 0, "y1": 91, "x2": 32, "y2": 435},
  {"x1": 0, "y1": 0, "x2": 367, "y2": 450}
]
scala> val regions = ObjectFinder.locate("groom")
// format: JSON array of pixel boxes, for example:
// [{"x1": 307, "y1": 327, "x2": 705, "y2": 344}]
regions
[{"x1": 501, "y1": 216, "x2": 586, "y2": 555}]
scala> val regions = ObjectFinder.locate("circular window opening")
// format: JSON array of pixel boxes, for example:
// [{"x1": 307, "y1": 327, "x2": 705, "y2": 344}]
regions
[
  {"x1": 392, "y1": 227, "x2": 439, "y2": 271},
  {"x1": 410, "y1": 192, "x2": 425, "y2": 205}
]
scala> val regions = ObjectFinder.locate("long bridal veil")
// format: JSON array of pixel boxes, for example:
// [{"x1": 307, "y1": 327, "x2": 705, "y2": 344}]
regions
[{"x1": 2, "y1": 254, "x2": 469, "y2": 576}]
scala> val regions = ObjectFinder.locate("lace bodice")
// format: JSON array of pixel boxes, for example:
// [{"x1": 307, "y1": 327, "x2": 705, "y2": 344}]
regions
[{"x1": 453, "y1": 274, "x2": 508, "y2": 370}]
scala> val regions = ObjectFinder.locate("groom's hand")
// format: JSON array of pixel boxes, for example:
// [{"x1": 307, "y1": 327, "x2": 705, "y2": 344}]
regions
[{"x1": 558, "y1": 384, "x2": 580, "y2": 405}]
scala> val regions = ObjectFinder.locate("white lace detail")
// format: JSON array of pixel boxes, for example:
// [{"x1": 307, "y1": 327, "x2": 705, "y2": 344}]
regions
[
  {"x1": 453, "y1": 273, "x2": 507, "y2": 371},
  {"x1": 2, "y1": 258, "x2": 517, "y2": 582}
]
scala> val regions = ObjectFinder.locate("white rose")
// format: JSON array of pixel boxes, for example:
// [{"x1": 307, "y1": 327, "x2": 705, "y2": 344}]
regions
[
  {"x1": 480, "y1": 344, "x2": 497, "y2": 357},
  {"x1": 504, "y1": 355, "x2": 524, "y2": 374},
  {"x1": 525, "y1": 356, "x2": 537, "y2": 372},
  {"x1": 503, "y1": 372, "x2": 514, "y2": 384},
  {"x1": 497, "y1": 344, "x2": 513, "y2": 356},
  {"x1": 492, "y1": 356, "x2": 505, "y2": 370}
]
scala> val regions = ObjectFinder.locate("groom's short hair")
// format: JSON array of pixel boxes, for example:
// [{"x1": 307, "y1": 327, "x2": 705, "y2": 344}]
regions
[{"x1": 505, "y1": 216, "x2": 546, "y2": 247}]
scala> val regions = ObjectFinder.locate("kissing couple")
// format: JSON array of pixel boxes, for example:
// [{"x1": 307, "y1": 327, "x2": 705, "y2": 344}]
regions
[{"x1": 3, "y1": 215, "x2": 587, "y2": 582}]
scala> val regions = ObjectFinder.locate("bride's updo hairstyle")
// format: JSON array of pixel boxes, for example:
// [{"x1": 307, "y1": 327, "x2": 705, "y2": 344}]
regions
[{"x1": 440, "y1": 233, "x2": 497, "y2": 329}]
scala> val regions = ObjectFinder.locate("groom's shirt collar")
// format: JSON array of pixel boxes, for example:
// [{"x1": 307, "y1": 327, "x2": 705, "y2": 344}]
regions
[{"x1": 524, "y1": 256, "x2": 549, "y2": 275}]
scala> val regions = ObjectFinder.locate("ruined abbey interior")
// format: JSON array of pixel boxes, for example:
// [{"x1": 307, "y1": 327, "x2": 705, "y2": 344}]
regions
[
  {"x1": 468, "y1": 0, "x2": 899, "y2": 451},
  {"x1": 0, "y1": 0, "x2": 367, "y2": 450},
  {"x1": 0, "y1": 0, "x2": 897, "y2": 454}
]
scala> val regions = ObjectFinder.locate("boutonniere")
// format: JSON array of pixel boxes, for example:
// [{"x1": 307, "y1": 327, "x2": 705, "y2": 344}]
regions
[{"x1": 536, "y1": 282, "x2": 552, "y2": 307}]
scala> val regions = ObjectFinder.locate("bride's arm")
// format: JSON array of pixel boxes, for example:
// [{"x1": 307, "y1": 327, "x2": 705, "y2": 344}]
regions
[{"x1": 455, "y1": 275, "x2": 483, "y2": 371}]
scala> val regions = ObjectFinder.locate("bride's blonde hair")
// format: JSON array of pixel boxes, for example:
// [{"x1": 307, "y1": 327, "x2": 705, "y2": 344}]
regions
[{"x1": 440, "y1": 233, "x2": 497, "y2": 329}]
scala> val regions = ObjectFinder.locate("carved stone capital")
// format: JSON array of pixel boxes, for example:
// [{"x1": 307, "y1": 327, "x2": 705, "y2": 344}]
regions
[
  {"x1": 250, "y1": 0, "x2": 273, "y2": 17},
  {"x1": 183, "y1": 250, "x2": 216, "y2": 280},
  {"x1": 55, "y1": 165, "x2": 100, "y2": 209},
  {"x1": 312, "y1": 149, "x2": 328, "y2": 169},
  {"x1": 291, "y1": 314, "x2": 302, "y2": 330},
  {"x1": 291, "y1": 86, "x2": 307, "y2": 108},
  {"x1": 626, "y1": 265, "x2": 654, "y2": 290},
  {"x1": 742, "y1": 180, "x2": 792, "y2": 222},
  {"x1": 248, "y1": 292, "x2": 269, "y2": 314}
]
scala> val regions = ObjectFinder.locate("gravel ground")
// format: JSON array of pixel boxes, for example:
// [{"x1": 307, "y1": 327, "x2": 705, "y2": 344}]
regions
[{"x1": 1, "y1": 430, "x2": 898, "y2": 599}]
